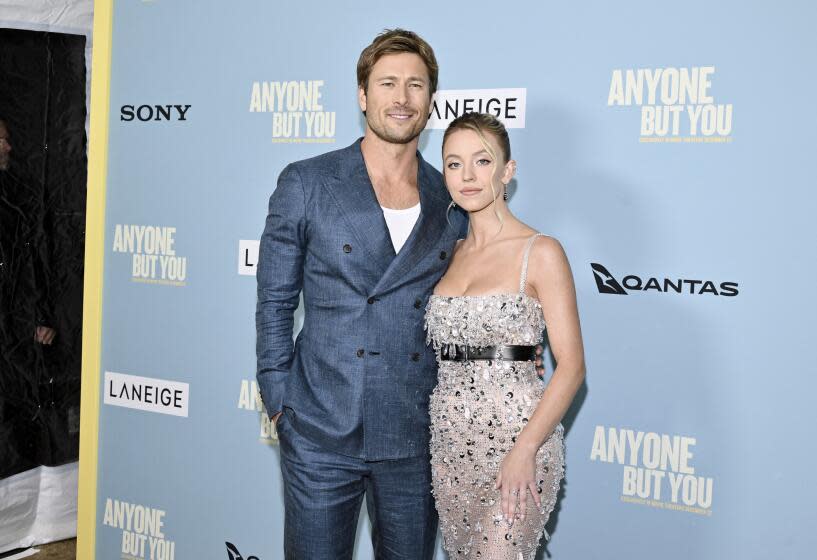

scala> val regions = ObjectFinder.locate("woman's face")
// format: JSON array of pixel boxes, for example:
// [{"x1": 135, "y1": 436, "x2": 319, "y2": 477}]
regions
[{"x1": 442, "y1": 128, "x2": 514, "y2": 213}]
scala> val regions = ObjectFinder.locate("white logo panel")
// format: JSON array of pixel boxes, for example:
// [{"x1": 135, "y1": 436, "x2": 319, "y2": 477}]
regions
[
  {"x1": 238, "y1": 239, "x2": 260, "y2": 276},
  {"x1": 426, "y1": 88, "x2": 527, "y2": 129},
  {"x1": 104, "y1": 371, "x2": 189, "y2": 417}
]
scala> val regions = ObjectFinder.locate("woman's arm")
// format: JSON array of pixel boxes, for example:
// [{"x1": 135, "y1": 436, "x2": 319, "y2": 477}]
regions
[
  {"x1": 496, "y1": 235, "x2": 586, "y2": 522},
  {"x1": 516, "y1": 235, "x2": 585, "y2": 453}
]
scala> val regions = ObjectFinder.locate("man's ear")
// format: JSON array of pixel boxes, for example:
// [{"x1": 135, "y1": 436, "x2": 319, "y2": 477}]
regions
[{"x1": 358, "y1": 85, "x2": 367, "y2": 114}]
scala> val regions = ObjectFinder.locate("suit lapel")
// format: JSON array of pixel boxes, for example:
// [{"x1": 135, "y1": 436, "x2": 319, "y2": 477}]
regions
[
  {"x1": 323, "y1": 140, "x2": 396, "y2": 278},
  {"x1": 375, "y1": 155, "x2": 449, "y2": 292}
]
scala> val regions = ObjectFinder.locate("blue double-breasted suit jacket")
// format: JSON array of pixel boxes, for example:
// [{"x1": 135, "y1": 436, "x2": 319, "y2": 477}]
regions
[{"x1": 256, "y1": 139, "x2": 467, "y2": 461}]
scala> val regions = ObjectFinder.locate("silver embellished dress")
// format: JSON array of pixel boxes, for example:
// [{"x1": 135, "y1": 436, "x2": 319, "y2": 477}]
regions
[{"x1": 425, "y1": 234, "x2": 565, "y2": 560}]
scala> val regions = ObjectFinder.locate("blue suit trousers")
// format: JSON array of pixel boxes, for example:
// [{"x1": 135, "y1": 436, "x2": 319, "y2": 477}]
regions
[{"x1": 277, "y1": 411, "x2": 438, "y2": 559}]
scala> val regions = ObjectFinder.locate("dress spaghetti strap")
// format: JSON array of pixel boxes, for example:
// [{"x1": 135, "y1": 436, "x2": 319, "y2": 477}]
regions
[{"x1": 519, "y1": 233, "x2": 544, "y2": 295}]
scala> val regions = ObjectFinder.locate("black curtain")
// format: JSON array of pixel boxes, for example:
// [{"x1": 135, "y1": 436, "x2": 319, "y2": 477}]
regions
[{"x1": 0, "y1": 28, "x2": 87, "y2": 479}]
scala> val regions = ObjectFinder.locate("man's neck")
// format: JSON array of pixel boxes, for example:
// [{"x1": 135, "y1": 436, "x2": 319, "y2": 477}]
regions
[{"x1": 360, "y1": 129, "x2": 419, "y2": 186}]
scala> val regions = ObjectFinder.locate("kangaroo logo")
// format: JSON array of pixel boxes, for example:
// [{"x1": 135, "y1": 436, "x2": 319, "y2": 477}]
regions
[
  {"x1": 226, "y1": 542, "x2": 259, "y2": 560},
  {"x1": 590, "y1": 263, "x2": 627, "y2": 295}
]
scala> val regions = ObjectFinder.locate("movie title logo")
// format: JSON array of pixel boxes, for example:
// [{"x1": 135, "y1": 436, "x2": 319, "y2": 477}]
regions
[
  {"x1": 102, "y1": 498, "x2": 176, "y2": 560},
  {"x1": 237, "y1": 378, "x2": 277, "y2": 444},
  {"x1": 112, "y1": 224, "x2": 187, "y2": 286},
  {"x1": 104, "y1": 371, "x2": 189, "y2": 418},
  {"x1": 591, "y1": 263, "x2": 738, "y2": 297},
  {"x1": 426, "y1": 88, "x2": 527, "y2": 129},
  {"x1": 607, "y1": 66, "x2": 732, "y2": 143},
  {"x1": 120, "y1": 104, "x2": 191, "y2": 122},
  {"x1": 238, "y1": 240, "x2": 259, "y2": 276},
  {"x1": 249, "y1": 80, "x2": 335, "y2": 143},
  {"x1": 590, "y1": 426, "x2": 714, "y2": 515}
]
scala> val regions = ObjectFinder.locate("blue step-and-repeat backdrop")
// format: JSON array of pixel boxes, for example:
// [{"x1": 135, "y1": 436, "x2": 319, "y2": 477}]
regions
[{"x1": 90, "y1": 1, "x2": 817, "y2": 558}]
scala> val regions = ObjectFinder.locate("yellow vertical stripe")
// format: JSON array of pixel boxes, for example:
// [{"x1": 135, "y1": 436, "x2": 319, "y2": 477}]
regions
[{"x1": 77, "y1": 1, "x2": 114, "y2": 558}]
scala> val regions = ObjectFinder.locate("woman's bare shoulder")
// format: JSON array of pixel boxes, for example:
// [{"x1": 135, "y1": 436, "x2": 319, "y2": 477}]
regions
[{"x1": 529, "y1": 234, "x2": 570, "y2": 272}]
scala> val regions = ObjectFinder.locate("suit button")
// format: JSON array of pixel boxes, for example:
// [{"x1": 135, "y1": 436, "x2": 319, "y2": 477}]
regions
[
  {"x1": 343, "y1": 244, "x2": 352, "y2": 253},
  {"x1": 439, "y1": 251, "x2": 447, "y2": 260},
  {"x1": 357, "y1": 348, "x2": 365, "y2": 358},
  {"x1": 367, "y1": 297, "x2": 376, "y2": 304},
  {"x1": 414, "y1": 298, "x2": 422, "y2": 309},
  {"x1": 411, "y1": 352, "x2": 420, "y2": 362}
]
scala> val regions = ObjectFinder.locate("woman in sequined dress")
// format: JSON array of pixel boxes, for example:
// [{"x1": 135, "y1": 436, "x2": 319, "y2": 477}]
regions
[{"x1": 425, "y1": 113, "x2": 585, "y2": 559}]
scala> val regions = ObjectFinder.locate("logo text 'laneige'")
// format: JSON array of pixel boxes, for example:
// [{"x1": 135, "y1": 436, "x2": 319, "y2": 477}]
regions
[
  {"x1": 104, "y1": 371, "x2": 189, "y2": 417},
  {"x1": 426, "y1": 88, "x2": 526, "y2": 129},
  {"x1": 238, "y1": 240, "x2": 259, "y2": 276}
]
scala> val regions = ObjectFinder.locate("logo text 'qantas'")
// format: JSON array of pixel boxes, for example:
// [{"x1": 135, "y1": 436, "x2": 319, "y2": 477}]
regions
[{"x1": 591, "y1": 263, "x2": 738, "y2": 297}]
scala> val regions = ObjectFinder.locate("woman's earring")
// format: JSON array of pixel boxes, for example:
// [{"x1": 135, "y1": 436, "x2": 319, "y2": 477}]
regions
[
  {"x1": 446, "y1": 200, "x2": 457, "y2": 228},
  {"x1": 503, "y1": 186, "x2": 509, "y2": 201}
]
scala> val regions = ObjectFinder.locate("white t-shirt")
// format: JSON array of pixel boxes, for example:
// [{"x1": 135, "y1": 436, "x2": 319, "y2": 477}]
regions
[{"x1": 381, "y1": 203, "x2": 421, "y2": 253}]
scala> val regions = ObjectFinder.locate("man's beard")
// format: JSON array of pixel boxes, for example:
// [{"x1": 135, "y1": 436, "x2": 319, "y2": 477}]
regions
[{"x1": 366, "y1": 109, "x2": 427, "y2": 145}]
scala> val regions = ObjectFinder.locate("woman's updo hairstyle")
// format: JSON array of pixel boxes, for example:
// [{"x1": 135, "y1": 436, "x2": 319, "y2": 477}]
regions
[{"x1": 442, "y1": 112, "x2": 511, "y2": 164}]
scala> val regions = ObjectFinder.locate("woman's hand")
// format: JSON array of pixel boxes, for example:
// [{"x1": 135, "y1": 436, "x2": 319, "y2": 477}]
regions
[{"x1": 495, "y1": 444, "x2": 540, "y2": 524}]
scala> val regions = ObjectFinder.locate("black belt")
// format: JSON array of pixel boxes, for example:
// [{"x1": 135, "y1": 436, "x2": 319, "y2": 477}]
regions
[{"x1": 440, "y1": 344, "x2": 537, "y2": 361}]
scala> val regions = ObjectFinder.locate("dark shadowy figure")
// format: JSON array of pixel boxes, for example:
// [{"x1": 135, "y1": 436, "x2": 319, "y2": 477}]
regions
[{"x1": 0, "y1": 117, "x2": 78, "y2": 479}]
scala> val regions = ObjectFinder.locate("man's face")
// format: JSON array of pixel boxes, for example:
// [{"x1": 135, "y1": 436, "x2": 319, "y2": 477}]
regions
[
  {"x1": 0, "y1": 122, "x2": 11, "y2": 171},
  {"x1": 358, "y1": 53, "x2": 432, "y2": 145}
]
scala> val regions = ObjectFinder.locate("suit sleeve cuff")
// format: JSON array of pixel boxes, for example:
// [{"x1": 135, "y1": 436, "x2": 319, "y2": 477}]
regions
[{"x1": 256, "y1": 371, "x2": 284, "y2": 417}]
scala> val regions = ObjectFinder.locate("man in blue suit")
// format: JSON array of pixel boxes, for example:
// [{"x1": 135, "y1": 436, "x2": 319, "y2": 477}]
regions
[{"x1": 256, "y1": 30, "x2": 466, "y2": 559}]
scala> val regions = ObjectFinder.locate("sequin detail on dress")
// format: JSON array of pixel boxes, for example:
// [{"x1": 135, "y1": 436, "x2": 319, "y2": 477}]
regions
[{"x1": 425, "y1": 234, "x2": 565, "y2": 560}]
